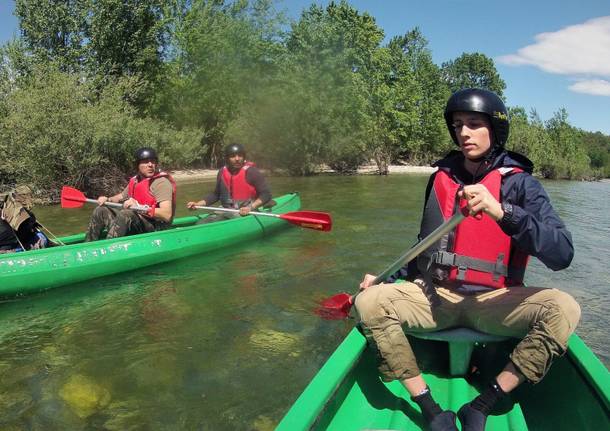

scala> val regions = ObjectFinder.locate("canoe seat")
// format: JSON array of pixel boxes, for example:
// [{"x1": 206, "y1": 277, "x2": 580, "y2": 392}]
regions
[{"x1": 406, "y1": 328, "x2": 510, "y2": 376}]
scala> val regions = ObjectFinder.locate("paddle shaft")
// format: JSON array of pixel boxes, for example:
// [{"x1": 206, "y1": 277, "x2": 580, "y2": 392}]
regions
[
  {"x1": 373, "y1": 210, "x2": 466, "y2": 284},
  {"x1": 193, "y1": 205, "x2": 280, "y2": 218},
  {"x1": 318, "y1": 208, "x2": 466, "y2": 317},
  {"x1": 85, "y1": 198, "x2": 149, "y2": 212}
]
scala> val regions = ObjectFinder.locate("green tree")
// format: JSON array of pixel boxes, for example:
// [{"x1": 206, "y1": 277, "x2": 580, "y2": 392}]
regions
[
  {"x1": 394, "y1": 29, "x2": 450, "y2": 163},
  {"x1": 15, "y1": 0, "x2": 173, "y2": 108},
  {"x1": 0, "y1": 66, "x2": 200, "y2": 197},
  {"x1": 236, "y1": 1, "x2": 377, "y2": 174},
  {"x1": 306, "y1": 1, "x2": 391, "y2": 173},
  {"x1": 88, "y1": 0, "x2": 174, "y2": 108},
  {"x1": 507, "y1": 106, "x2": 552, "y2": 175},
  {"x1": 580, "y1": 131, "x2": 610, "y2": 177},
  {"x1": 156, "y1": 0, "x2": 285, "y2": 167},
  {"x1": 15, "y1": 0, "x2": 89, "y2": 73},
  {"x1": 0, "y1": 39, "x2": 34, "y2": 111},
  {"x1": 441, "y1": 52, "x2": 506, "y2": 96},
  {"x1": 544, "y1": 108, "x2": 590, "y2": 179},
  {"x1": 360, "y1": 38, "x2": 418, "y2": 174}
]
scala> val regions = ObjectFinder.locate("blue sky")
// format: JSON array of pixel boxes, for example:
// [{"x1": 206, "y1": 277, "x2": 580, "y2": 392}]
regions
[
  {"x1": 282, "y1": 0, "x2": 610, "y2": 135},
  {"x1": 2, "y1": 0, "x2": 609, "y2": 134}
]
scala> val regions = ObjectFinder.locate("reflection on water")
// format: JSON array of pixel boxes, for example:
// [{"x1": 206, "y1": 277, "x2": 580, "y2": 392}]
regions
[{"x1": 0, "y1": 176, "x2": 607, "y2": 429}]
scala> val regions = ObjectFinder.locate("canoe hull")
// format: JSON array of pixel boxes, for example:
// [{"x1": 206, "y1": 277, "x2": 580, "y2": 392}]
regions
[
  {"x1": 0, "y1": 193, "x2": 301, "y2": 298},
  {"x1": 278, "y1": 326, "x2": 610, "y2": 430}
]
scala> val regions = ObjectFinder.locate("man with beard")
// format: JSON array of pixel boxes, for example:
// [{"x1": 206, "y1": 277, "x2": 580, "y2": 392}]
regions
[{"x1": 187, "y1": 143, "x2": 272, "y2": 221}]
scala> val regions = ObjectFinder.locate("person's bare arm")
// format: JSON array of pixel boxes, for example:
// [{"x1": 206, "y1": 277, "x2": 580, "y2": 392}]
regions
[{"x1": 151, "y1": 200, "x2": 173, "y2": 223}]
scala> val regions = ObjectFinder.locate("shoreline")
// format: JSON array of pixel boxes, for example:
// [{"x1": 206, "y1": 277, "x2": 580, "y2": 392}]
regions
[{"x1": 170, "y1": 164, "x2": 437, "y2": 182}]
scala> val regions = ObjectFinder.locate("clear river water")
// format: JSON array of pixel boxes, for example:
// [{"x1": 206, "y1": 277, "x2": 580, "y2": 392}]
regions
[{"x1": 0, "y1": 174, "x2": 608, "y2": 430}]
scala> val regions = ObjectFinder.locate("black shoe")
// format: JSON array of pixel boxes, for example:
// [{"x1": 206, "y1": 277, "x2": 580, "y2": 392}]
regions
[
  {"x1": 428, "y1": 410, "x2": 458, "y2": 431},
  {"x1": 457, "y1": 403, "x2": 487, "y2": 431}
]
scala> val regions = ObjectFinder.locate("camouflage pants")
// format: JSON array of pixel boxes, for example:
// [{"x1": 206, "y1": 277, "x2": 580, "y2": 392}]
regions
[
  {"x1": 85, "y1": 206, "x2": 165, "y2": 241},
  {"x1": 355, "y1": 280, "x2": 581, "y2": 384}
]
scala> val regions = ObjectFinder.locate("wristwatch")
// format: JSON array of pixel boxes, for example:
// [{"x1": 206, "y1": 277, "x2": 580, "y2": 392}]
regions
[{"x1": 500, "y1": 202, "x2": 514, "y2": 224}]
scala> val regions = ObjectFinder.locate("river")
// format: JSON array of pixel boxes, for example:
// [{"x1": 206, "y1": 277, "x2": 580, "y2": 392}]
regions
[{"x1": 0, "y1": 175, "x2": 607, "y2": 429}]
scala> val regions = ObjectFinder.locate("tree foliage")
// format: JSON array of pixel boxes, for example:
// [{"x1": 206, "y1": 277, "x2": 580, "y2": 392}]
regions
[
  {"x1": 392, "y1": 29, "x2": 450, "y2": 164},
  {"x1": 231, "y1": 1, "x2": 374, "y2": 175},
  {"x1": 1, "y1": 0, "x2": 608, "y2": 196},
  {"x1": 154, "y1": 0, "x2": 285, "y2": 167},
  {"x1": 580, "y1": 131, "x2": 610, "y2": 177},
  {"x1": 441, "y1": 52, "x2": 506, "y2": 96},
  {"x1": 15, "y1": 0, "x2": 173, "y2": 108},
  {"x1": 0, "y1": 66, "x2": 200, "y2": 198},
  {"x1": 15, "y1": 0, "x2": 89, "y2": 73}
]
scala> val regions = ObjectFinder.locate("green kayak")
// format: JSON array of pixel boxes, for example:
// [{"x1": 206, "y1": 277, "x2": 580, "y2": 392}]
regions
[
  {"x1": 278, "y1": 326, "x2": 610, "y2": 430},
  {"x1": 0, "y1": 192, "x2": 300, "y2": 298}
]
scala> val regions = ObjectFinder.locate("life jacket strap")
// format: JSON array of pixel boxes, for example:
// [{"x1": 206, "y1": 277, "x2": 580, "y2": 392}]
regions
[{"x1": 430, "y1": 251, "x2": 508, "y2": 281}]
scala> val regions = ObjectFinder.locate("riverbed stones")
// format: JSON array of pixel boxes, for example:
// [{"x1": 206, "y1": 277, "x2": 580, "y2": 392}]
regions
[{"x1": 58, "y1": 374, "x2": 111, "y2": 418}]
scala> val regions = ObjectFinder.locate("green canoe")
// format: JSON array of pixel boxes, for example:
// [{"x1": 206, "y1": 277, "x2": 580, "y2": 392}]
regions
[
  {"x1": 278, "y1": 326, "x2": 610, "y2": 430},
  {"x1": 0, "y1": 192, "x2": 300, "y2": 298}
]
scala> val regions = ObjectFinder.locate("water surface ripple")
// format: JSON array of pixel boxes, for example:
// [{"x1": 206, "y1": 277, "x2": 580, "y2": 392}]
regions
[{"x1": 0, "y1": 176, "x2": 607, "y2": 429}]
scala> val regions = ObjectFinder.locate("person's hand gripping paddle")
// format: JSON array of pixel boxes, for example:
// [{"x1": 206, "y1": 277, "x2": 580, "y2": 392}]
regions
[{"x1": 61, "y1": 186, "x2": 150, "y2": 212}]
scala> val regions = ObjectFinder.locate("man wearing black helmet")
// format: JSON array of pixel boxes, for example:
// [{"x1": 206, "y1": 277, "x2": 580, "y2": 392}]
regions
[
  {"x1": 85, "y1": 147, "x2": 176, "y2": 241},
  {"x1": 186, "y1": 143, "x2": 272, "y2": 220},
  {"x1": 355, "y1": 89, "x2": 579, "y2": 431}
]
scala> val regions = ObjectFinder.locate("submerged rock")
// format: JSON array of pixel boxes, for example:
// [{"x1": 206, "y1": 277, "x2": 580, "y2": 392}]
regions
[
  {"x1": 252, "y1": 415, "x2": 276, "y2": 431},
  {"x1": 249, "y1": 329, "x2": 301, "y2": 357},
  {"x1": 58, "y1": 374, "x2": 111, "y2": 419}
]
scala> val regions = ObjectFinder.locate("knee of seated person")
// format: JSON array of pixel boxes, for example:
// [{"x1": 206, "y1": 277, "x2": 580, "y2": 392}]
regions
[
  {"x1": 93, "y1": 205, "x2": 110, "y2": 216},
  {"x1": 117, "y1": 208, "x2": 136, "y2": 219},
  {"x1": 556, "y1": 290, "x2": 581, "y2": 329},
  {"x1": 543, "y1": 290, "x2": 581, "y2": 333},
  {"x1": 354, "y1": 287, "x2": 384, "y2": 321}
]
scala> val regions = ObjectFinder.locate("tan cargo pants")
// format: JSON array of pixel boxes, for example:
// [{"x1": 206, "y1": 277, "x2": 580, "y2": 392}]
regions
[{"x1": 354, "y1": 280, "x2": 581, "y2": 383}]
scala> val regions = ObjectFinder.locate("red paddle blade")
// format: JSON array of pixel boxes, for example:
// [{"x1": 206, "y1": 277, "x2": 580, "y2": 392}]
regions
[
  {"x1": 60, "y1": 186, "x2": 87, "y2": 208},
  {"x1": 280, "y1": 211, "x2": 332, "y2": 231},
  {"x1": 315, "y1": 293, "x2": 353, "y2": 320}
]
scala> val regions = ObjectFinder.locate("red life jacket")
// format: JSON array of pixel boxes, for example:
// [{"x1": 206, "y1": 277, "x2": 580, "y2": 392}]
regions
[
  {"x1": 221, "y1": 162, "x2": 257, "y2": 203},
  {"x1": 127, "y1": 172, "x2": 176, "y2": 213},
  {"x1": 417, "y1": 167, "x2": 529, "y2": 289}
]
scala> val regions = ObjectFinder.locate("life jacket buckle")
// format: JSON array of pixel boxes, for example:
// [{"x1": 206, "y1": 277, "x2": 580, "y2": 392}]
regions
[
  {"x1": 433, "y1": 251, "x2": 457, "y2": 266},
  {"x1": 456, "y1": 265, "x2": 467, "y2": 280},
  {"x1": 493, "y1": 253, "x2": 505, "y2": 281}
]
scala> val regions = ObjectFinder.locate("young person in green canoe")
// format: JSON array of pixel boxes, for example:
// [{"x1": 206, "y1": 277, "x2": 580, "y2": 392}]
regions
[
  {"x1": 186, "y1": 143, "x2": 272, "y2": 221},
  {"x1": 85, "y1": 147, "x2": 176, "y2": 241},
  {"x1": 355, "y1": 88, "x2": 580, "y2": 431}
]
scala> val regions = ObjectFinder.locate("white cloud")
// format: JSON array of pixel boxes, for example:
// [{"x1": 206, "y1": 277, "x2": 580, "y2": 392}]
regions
[
  {"x1": 497, "y1": 16, "x2": 610, "y2": 84},
  {"x1": 569, "y1": 79, "x2": 610, "y2": 96}
]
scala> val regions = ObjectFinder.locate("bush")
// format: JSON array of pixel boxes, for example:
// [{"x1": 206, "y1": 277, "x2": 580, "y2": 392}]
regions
[{"x1": 0, "y1": 67, "x2": 202, "y2": 199}]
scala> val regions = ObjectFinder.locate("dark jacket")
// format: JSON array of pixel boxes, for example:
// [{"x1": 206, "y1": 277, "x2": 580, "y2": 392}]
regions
[{"x1": 389, "y1": 150, "x2": 574, "y2": 282}]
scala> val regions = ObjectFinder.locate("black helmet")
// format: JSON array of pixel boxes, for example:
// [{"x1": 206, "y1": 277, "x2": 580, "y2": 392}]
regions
[
  {"x1": 224, "y1": 143, "x2": 246, "y2": 158},
  {"x1": 444, "y1": 88, "x2": 509, "y2": 149},
  {"x1": 134, "y1": 147, "x2": 158, "y2": 163}
]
